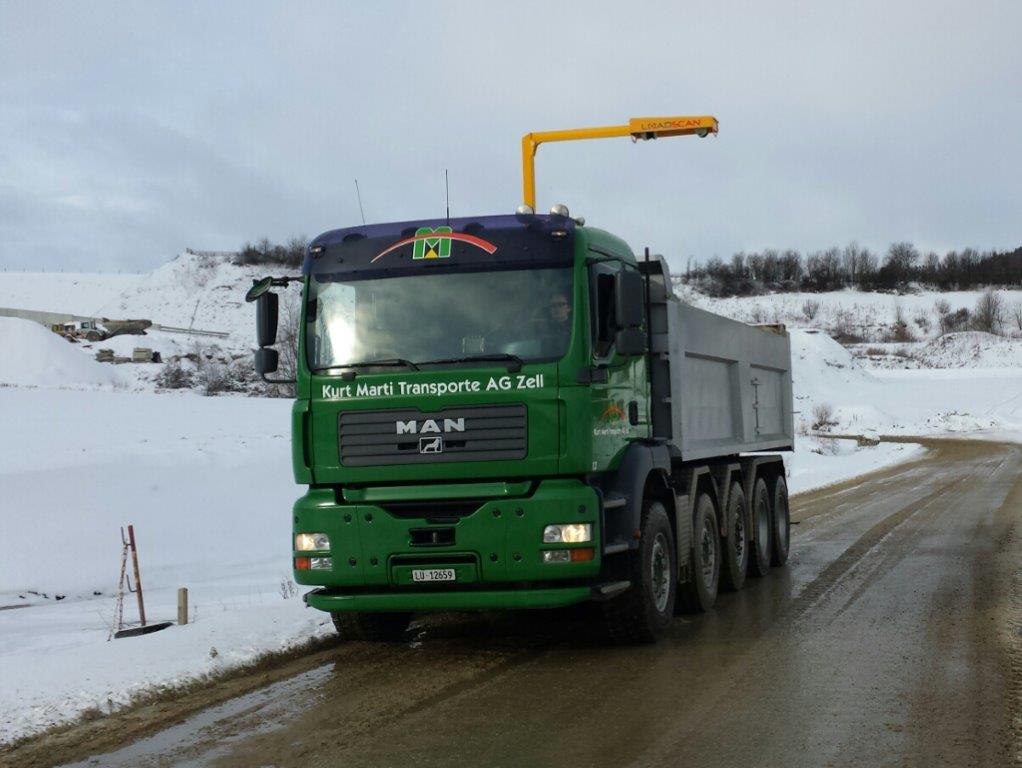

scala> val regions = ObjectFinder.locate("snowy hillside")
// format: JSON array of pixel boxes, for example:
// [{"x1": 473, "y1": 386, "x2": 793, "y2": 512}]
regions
[
  {"x1": 0, "y1": 252, "x2": 292, "y2": 392},
  {"x1": 91, "y1": 251, "x2": 276, "y2": 344},
  {"x1": 680, "y1": 285, "x2": 1022, "y2": 341}
]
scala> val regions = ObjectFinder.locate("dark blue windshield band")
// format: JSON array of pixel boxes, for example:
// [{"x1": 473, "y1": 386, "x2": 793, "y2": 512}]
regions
[{"x1": 304, "y1": 213, "x2": 574, "y2": 279}]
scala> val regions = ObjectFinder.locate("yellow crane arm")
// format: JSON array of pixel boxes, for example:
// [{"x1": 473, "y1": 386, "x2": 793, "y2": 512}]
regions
[{"x1": 520, "y1": 115, "x2": 718, "y2": 211}]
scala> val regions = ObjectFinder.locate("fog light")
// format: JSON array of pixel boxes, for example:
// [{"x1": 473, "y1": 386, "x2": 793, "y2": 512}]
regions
[
  {"x1": 542, "y1": 549, "x2": 571, "y2": 563},
  {"x1": 542, "y1": 523, "x2": 592, "y2": 544},
  {"x1": 295, "y1": 532, "x2": 330, "y2": 551},
  {"x1": 310, "y1": 557, "x2": 333, "y2": 570}
]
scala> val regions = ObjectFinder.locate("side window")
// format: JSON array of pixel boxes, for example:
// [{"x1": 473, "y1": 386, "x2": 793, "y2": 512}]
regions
[{"x1": 590, "y1": 263, "x2": 619, "y2": 358}]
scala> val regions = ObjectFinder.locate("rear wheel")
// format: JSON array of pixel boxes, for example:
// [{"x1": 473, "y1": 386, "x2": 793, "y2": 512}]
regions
[
  {"x1": 720, "y1": 483, "x2": 749, "y2": 592},
  {"x1": 601, "y1": 499, "x2": 676, "y2": 643},
  {"x1": 771, "y1": 475, "x2": 791, "y2": 566},
  {"x1": 331, "y1": 611, "x2": 412, "y2": 641},
  {"x1": 748, "y1": 478, "x2": 772, "y2": 578},
  {"x1": 678, "y1": 493, "x2": 720, "y2": 613}
]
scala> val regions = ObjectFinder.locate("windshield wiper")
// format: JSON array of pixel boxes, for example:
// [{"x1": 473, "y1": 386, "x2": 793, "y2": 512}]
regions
[
  {"x1": 314, "y1": 358, "x2": 419, "y2": 379},
  {"x1": 416, "y1": 353, "x2": 523, "y2": 373}
]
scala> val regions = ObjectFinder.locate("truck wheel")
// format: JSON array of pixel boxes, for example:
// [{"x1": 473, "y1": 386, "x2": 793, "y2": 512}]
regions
[
  {"x1": 331, "y1": 611, "x2": 411, "y2": 641},
  {"x1": 601, "y1": 500, "x2": 676, "y2": 643},
  {"x1": 748, "y1": 478, "x2": 772, "y2": 578},
  {"x1": 771, "y1": 476, "x2": 791, "y2": 566},
  {"x1": 720, "y1": 483, "x2": 749, "y2": 592},
  {"x1": 678, "y1": 493, "x2": 720, "y2": 613}
]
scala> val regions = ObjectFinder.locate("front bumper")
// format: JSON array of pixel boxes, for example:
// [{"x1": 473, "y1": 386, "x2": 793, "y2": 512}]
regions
[
  {"x1": 305, "y1": 585, "x2": 593, "y2": 612},
  {"x1": 293, "y1": 478, "x2": 601, "y2": 612}
]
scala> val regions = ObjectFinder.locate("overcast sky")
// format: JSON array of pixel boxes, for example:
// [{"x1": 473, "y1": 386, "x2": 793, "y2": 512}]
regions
[{"x1": 1, "y1": 1, "x2": 1020, "y2": 273}]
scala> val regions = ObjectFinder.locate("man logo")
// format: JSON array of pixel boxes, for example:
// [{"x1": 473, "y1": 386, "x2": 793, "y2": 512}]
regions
[
  {"x1": 419, "y1": 436, "x2": 443, "y2": 454},
  {"x1": 396, "y1": 418, "x2": 465, "y2": 435},
  {"x1": 412, "y1": 226, "x2": 453, "y2": 260}
]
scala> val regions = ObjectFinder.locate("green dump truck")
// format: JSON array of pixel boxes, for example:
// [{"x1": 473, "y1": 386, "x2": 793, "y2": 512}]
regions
[{"x1": 247, "y1": 117, "x2": 794, "y2": 641}]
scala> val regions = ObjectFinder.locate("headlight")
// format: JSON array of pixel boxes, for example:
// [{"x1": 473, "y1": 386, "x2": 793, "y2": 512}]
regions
[
  {"x1": 542, "y1": 523, "x2": 592, "y2": 544},
  {"x1": 295, "y1": 532, "x2": 330, "y2": 551}
]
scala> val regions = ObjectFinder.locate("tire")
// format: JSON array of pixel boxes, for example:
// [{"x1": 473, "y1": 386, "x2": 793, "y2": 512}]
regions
[
  {"x1": 771, "y1": 475, "x2": 791, "y2": 566},
  {"x1": 678, "y1": 492, "x2": 720, "y2": 613},
  {"x1": 748, "y1": 478, "x2": 772, "y2": 578},
  {"x1": 601, "y1": 499, "x2": 677, "y2": 642},
  {"x1": 719, "y1": 483, "x2": 749, "y2": 592},
  {"x1": 331, "y1": 611, "x2": 412, "y2": 641}
]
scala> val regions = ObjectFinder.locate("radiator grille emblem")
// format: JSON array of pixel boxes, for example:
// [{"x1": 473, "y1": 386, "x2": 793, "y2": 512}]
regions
[{"x1": 418, "y1": 436, "x2": 443, "y2": 454}]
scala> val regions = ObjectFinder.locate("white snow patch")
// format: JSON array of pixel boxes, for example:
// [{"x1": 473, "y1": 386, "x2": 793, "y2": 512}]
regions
[{"x1": 0, "y1": 317, "x2": 128, "y2": 390}]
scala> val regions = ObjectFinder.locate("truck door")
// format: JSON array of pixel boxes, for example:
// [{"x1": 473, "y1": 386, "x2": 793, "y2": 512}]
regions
[{"x1": 588, "y1": 258, "x2": 644, "y2": 471}]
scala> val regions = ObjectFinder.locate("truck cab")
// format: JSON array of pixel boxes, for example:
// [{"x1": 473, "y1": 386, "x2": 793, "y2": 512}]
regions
[{"x1": 252, "y1": 210, "x2": 793, "y2": 641}]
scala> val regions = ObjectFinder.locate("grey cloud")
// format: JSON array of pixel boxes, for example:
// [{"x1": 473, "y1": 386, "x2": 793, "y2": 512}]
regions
[{"x1": 0, "y1": 0, "x2": 1019, "y2": 272}]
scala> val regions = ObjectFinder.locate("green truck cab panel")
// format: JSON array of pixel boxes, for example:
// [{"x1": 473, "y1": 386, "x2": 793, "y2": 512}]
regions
[{"x1": 293, "y1": 480, "x2": 600, "y2": 607}]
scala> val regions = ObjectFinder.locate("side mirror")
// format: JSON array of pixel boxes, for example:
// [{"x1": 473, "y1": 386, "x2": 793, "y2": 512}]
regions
[
  {"x1": 614, "y1": 270, "x2": 644, "y2": 329},
  {"x1": 256, "y1": 292, "x2": 279, "y2": 348},
  {"x1": 246, "y1": 276, "x2": 274, "y2": 303},
  {"x1": 254, "y1": 347, "x2": 279, "y2": 375},
  {"x1": 615, "y1": 327, "x2": 645, "y2": 357}
]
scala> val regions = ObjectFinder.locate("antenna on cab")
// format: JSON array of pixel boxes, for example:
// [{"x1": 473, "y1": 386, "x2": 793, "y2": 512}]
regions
[{"x1": 354, "y1": 178, "x2": 367, "y2": 227}]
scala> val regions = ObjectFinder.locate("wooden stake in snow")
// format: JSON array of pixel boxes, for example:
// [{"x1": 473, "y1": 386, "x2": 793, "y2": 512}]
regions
[
  {"x1": 127, "y1": 525, "x2": 147, "y2": 627},
  {"x1": 177, "y1": 588, "x2": 188, "y2": 625},
  {"x1": 112, "y1": 525, "x2": 172, "y2": 639}
]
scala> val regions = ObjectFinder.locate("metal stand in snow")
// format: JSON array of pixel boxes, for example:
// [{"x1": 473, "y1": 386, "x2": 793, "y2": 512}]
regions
[{"x1": 110, "y1": 525, "x2": 172, "y2": 640}]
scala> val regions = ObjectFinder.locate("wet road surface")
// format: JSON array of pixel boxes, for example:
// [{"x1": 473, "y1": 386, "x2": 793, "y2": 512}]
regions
[{"x1": 7, "y1": 438, "x2": 1022, "y2": 768}]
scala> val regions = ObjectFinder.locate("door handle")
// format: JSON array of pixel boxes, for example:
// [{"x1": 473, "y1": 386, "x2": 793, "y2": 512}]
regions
[{"x1": 628, "y1": 400, "x2": 639, "y2": 425}]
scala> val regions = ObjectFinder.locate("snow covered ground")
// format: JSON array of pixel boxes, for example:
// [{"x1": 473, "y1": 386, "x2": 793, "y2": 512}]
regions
[
  {"x1": 679, "y1": 285, "x2": 1022, "y2": 341},
  {"x1": 0, "y1": 388, "x2": 334, "y2": 743},
  {"x1": 1, "y1": 266, "x2": 1021, "y2": 744}
]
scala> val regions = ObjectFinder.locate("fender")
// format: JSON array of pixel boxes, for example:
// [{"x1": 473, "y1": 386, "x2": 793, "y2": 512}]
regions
[{"x1": 592, "y1": 441, "x2": 672, "y2": 553}]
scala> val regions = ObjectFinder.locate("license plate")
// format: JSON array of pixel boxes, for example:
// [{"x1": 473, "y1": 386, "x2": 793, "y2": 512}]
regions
[{"x1": 411, "y1": 568, "x2": 456, "y2": 583}]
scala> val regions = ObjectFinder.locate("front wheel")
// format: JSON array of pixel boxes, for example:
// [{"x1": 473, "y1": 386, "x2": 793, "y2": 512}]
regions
[
  {"x1": 601, "y1": 500, "x2": 677, "y2": 643},
  {"x1": 331, "y1": 611, "x2": 412, "y2": 642}
]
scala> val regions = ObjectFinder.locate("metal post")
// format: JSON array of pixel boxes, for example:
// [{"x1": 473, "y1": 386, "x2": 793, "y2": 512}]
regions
[
  {"x1": 127, "y1": 524, "x2": 146, "y2": 627},
  {"x1": 177, "y1": 588, "x2": 188, "y2": 625}
]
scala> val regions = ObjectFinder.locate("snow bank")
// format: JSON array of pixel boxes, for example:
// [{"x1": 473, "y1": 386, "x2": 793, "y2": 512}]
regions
[
  {"x1": 913, "y1": 331, "x2": 1022, "y2": 368},
  {"x1": 0, "y1": 317, "x2": 127, "y2": 390},
  {"x1": 683, "y1": 286, "x2": 1022, "y2": 344}
]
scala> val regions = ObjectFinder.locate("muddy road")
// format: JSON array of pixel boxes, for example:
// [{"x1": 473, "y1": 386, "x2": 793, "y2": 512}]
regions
[{"x1": 6, "y1": 437, "x2": 1021, "y2": 768}]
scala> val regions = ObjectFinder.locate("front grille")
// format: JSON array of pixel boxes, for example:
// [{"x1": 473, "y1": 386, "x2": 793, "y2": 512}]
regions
[
  {"x1": 379, "y1": 499, "x2": 483, "y2": 520},
  {"x1": 338, "y1": 404, "x2": 527, "y2": 466}
]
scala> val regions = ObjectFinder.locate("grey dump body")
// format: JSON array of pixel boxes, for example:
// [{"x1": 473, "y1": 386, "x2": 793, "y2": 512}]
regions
[{"x1": 643, "y1": 258, "x2": 794, "y2": 461}]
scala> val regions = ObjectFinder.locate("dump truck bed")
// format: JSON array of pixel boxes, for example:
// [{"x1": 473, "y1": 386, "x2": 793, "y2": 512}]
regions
[{"x1": 645, "y1": 261, "x2": 794, "y2": 461}]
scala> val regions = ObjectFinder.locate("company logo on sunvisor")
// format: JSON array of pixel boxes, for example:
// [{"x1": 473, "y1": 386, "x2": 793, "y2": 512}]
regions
[{"x1": 371, "y1": 227, "x2": 498, "y2": 263}]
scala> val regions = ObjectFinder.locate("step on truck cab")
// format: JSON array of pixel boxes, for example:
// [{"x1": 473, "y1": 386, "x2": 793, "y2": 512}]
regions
[{"x1": 249, "y1": 210, "x2": 794, "y2": 642}]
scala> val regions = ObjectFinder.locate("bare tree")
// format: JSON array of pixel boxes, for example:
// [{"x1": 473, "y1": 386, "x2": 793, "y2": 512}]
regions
[
  {"x1": 841, "y1": 241, "x2": 863, "y2": 285},
  {"x1": 972, "y1": 289, "x2": 1004, "y2": 334},
  {"x1": 271, "y1": 290, "x2": 302, "y2": 397},
  {"x1": 801, "y1": 299, "x2": 821, "y2": 321},
  {"x1": 1012, "y1": 301, "x2": 1022, "y2": 333}
]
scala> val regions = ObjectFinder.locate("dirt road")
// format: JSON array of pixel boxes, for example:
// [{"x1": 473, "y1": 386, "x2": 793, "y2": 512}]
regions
[{"x1": 7, "y1": 437, "x2": 1021, "y2": 768}]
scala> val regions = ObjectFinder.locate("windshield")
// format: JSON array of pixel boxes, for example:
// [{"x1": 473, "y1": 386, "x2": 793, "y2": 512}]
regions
[{"x1": 308, "y1": 268, "x2": 573, "y2": 370}]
